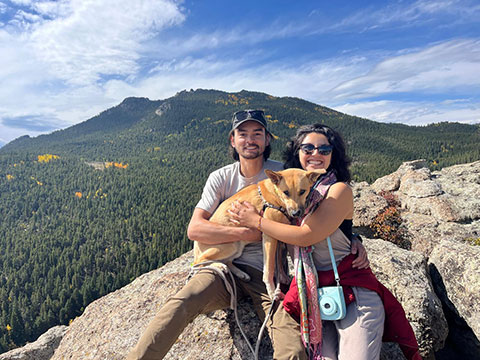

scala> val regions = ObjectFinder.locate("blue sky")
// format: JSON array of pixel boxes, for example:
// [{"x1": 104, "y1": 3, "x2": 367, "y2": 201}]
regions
[{"x1": 1, "y1": 0, "x2": 480, "y2": 147}]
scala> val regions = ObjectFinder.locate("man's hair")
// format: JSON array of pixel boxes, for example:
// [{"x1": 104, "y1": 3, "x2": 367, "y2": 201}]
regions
[
  {"x1": 283, "y1": 124, "x2": 351, "y2": 182},
  {"x1": 229, "y1": 132, "x2": 272, "y2": 161}
]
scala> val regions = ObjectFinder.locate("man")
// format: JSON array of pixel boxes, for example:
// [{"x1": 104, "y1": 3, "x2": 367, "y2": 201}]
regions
[{"x1": 127, "y1": 109, "x2": 367, "y2": 359}]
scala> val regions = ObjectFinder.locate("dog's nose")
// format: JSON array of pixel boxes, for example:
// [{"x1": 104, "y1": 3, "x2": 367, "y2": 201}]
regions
[{"x1": 291, "y1": 209, "x2": 304, "y2": 218}]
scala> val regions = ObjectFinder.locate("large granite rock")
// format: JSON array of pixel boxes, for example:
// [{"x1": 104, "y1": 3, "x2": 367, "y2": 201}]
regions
[
  {"x1": 429, "y1": 239, "x2": 480, "y2": 339},
  {"x1": 361, "y1": 160, "x2": 480, "y2": 358},
  {"x1": 371, "y1": 159, "x2": 428, "y2": 194},
  {"x1": 369, "y1": 160, "x2": 480, "y2": 257},
  {"x1": 364, "y1": 238, "x2": 447, "y2": 359},
  {"x1": 0, "y1": 326, "x2": 67, "y2": 360},
  {"x1": 352, "y1": 181, "x2": 388, "y2": 228},
  {"x1": 429, "y1": 239, "x2": 480, "y2": 359}
]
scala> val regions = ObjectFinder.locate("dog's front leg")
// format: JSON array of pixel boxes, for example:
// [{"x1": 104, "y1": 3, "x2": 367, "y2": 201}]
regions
[
  {"x1": 262, "y1": 209, "x2": 289, "y2": 300},
  {"x1": 262, "y1": 233, "x2": 280, "y2": 300}
]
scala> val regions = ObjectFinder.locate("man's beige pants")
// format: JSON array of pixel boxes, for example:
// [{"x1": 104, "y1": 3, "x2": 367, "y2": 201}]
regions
[{"x1": 126, "y1": 265, "x2": 307, "y2": 360}]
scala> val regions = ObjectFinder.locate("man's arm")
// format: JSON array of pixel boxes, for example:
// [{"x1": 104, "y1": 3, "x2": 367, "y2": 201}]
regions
[{"x1": 187, "y1": 208, "x2": 261, "y2": 245}]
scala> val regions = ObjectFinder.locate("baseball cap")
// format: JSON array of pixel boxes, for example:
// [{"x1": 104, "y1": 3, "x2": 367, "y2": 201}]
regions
[{"x1": 231, "y1": 109, "x2": 269, "y2": 133}]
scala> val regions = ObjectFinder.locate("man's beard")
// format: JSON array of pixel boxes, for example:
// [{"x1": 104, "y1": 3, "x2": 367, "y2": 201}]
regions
[
  {"x1": 241, "y1": 152, "x2": 262, "y2": 159},
  {"x1": 239, "y1": 146, "x2": 263, "y2": 159}
]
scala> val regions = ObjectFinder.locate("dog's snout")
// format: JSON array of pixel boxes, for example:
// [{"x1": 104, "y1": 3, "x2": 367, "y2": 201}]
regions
[{"x1": 291, "y1": 209, "x2": 304, "y2": 218}]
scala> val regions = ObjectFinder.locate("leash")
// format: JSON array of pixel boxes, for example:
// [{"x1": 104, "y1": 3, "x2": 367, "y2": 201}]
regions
[{"x1": 189, "y1": 261, "x2": 279, "y2": 360}]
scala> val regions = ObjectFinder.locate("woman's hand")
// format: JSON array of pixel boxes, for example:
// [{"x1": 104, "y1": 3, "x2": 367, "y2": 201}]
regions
[
  {"x1": 351, "y1": 236, "x2": 369, "y2": 269},
  {"x1": 228, "y1": 201, "x2": 261, "y2": 229}
]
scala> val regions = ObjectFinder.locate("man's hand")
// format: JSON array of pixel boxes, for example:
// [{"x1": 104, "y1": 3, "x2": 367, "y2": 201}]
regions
[
  {"x1": 188, "y1": 208, "x2": 260, "y2": 245},
  {"x1": 351, "y1": 236, "x2": 369, "y2": 269}
]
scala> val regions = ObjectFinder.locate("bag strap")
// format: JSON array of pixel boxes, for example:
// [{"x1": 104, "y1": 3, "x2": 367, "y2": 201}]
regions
[{"x1": 326, "y1": 236, "x2": 341, "y2": 286}]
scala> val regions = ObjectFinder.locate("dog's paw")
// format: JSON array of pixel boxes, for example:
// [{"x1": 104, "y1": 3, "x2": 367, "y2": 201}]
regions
[
  {"x1": 273, "y1": 288, "x2": 285, "y2": 301},
  {"x1": 270, "y1": 284, "x2": 285, "y2": 301},
  {"x1": 266, "y1": 283, "x2": 284, "y2": 301}
]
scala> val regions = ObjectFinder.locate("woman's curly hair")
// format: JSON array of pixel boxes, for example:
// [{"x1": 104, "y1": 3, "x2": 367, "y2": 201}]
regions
[{"x1": 283, "y1": 124, "x2": 351, "y2": 183}]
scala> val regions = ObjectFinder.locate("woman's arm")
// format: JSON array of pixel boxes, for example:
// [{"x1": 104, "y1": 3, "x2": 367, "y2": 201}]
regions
[{"x1": 229, "y1": 182, "x2": 353, "y2": 247}]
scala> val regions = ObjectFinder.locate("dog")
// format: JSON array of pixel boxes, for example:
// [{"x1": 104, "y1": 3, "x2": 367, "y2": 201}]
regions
[{"x1": 193, "y1": 168, "x2": 325, "y2": 300}]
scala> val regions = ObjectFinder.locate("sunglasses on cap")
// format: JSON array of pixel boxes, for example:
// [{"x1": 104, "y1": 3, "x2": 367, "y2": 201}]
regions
[
  {"x1": 231, "y1": 109, "x2": 269, "y2": 133},
  {"x1": 233, "y1": 110, "x2": 265, "y2": 122},
  {"x1": 299, "y1": 143, "x2": 333, "y2": 155}
]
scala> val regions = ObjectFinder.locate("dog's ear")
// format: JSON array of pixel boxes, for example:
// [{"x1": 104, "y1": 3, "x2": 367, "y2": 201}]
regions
[
  {"x1": 265, "y1": 170, "x2": 283, "y2": 185},
  {"x1": 306, "y1": 169, "x2": 326, "y2": 184}
]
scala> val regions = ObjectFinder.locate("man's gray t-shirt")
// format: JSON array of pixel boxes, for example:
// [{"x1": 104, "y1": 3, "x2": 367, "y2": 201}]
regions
[{"x1": 195, "y1": 159, "x2": 284, "y2": 271}]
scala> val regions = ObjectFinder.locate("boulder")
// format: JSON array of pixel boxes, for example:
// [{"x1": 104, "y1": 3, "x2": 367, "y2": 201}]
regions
[
  {"x1": 366, "y1": 160, "x2": 480, "y2": 257},
  {"x1": 433, "y1": 161, "x2": 480, "y2": 222},
  {"x1": 401, "y1": 195, "x2": 459, "y2": 222},
  {"x1": 356, "y1": 160, "x2": 480, "y2": 358},
  {"x1": 352, "y1": 181, "x2": 388, "y2": 228},
  {"x1": 429, "y1": 239, "x2": 480, "y2": 359},
  {"x1": 403, "y1": 213, "x2": 480, "y2": 256},
  {"x1": 371, "y1": 159, "x2": 428, "y2": 194},
  {"x1": 364, "y1": 238, "x2": 447, "y2": 359},
  {"x1": 396, "y1": 161, "x2": 480, "y2": 224},
  {"x1": 400, "y1": 213, "x2": 441, "y2": 255},
  {"x1": 429, "y1": 239, "x2": 480, "y2": 338},
  {"x1": 0, "y1": 326, "x2": 67, "y2": 360}
]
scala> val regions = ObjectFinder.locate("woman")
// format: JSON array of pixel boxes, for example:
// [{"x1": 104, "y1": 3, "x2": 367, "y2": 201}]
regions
[{"x1": 229, "y1": 124, "x2": 421, "y2": 360}]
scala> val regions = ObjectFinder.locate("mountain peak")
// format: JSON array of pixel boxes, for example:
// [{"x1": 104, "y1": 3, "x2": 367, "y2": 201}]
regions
[{"x1": 119, "y1": 97, "x2": 152, "y2": 107}]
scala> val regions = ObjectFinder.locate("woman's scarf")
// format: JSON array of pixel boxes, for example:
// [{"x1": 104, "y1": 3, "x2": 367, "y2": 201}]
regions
[{"x1": 294, "y1": 170, "x2": 337, "y2": 359}]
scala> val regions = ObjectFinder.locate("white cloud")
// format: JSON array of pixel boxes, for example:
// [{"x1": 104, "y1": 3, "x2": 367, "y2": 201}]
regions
[
  {"x1": 9, "y1": 0, "x2": 34, "y2": 6},
  {"x1": 331, "y1": 0, "x2": 480, "y2": 32},
  {"x1": 146, "y1": 20, "x2": 308, "y2": 61},
  {"x1": 331, "y1": 39, "x2": 480, "y2": 99},
  {"x1": 0, "y1": 30, "x2": 52, "y2": 107},
  {"x1": 334, "y1": 99, "x2": 480, "y2": 125},
  {"x1": 15, "y1": 9, "x2": 41, "y2": 22},
  {"x1": 6, "y1": 0, "x2": 186, "y2": 85}
]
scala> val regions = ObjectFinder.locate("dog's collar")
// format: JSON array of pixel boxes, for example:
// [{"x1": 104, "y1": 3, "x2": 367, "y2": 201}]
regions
[{"x1": 257, "y1": 186, "x2": 291, "y2": 220}]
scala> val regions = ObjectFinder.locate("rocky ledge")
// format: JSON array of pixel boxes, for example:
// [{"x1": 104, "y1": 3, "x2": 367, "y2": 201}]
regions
[{"x1": 1, "y1": 160, "x2": 479, "y2": 360}]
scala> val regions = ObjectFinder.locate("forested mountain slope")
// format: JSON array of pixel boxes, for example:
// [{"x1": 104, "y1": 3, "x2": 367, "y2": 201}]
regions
[{"x1": 0, "y1": 89, "x2": 478, "y2": 352}]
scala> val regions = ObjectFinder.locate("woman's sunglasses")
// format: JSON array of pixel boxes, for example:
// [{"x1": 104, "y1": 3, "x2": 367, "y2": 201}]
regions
[{"x1": 299, "y1": 143, "x2": 333, "y2": 155}]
